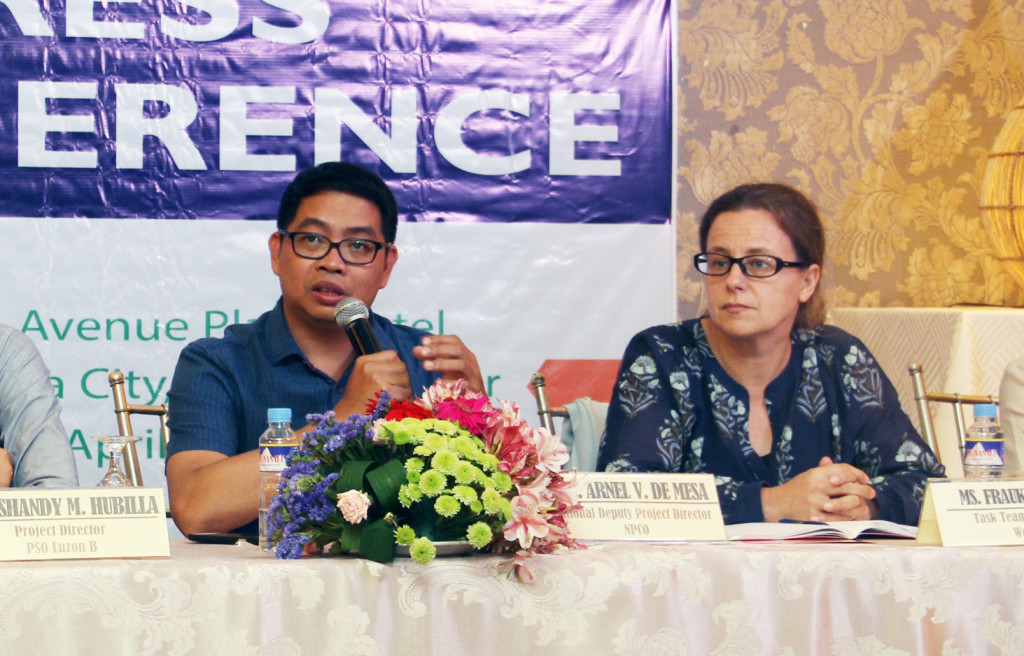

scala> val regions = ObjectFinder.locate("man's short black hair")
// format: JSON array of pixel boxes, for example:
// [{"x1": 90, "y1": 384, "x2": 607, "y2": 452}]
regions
[{"x1": 276, "y1": 162, "x2": 399, "y2": 243}]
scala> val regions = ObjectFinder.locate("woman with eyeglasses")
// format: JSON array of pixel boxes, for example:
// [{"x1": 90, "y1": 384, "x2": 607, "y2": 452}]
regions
[{"x1": 597, "y1": 183, "x2": 944, "y2": 525}]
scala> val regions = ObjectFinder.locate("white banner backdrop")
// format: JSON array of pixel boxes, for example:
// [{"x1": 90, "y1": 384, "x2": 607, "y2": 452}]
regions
[
  {"x1": 0, "y1": 217, "x2": 675, "y2": 534},
  {"x1": 0, "y1": 0, "x2": 677, "y2": 539}
]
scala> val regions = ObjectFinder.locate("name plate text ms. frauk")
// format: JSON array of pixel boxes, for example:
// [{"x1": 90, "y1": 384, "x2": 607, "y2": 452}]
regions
[{"x1": 918, "y1": 478, "x2": 1024, "y2": 546}]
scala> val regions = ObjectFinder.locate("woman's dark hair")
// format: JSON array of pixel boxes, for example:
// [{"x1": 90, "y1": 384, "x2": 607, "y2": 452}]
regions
[
  {"x1": 699, "y1": 183, "x2": 826, "y2": 329},
  {"x1": 276, "y1": 162, "x2": 399, "y2": 244}
]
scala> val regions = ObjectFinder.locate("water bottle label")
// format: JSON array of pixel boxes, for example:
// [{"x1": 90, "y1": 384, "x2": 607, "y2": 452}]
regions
[
  {"x1": 259, "y1": 445, "x2": 296, "y2": 472},
  {"x1": 963, "y1": 438, "x2": 1004, "y2": 467}
]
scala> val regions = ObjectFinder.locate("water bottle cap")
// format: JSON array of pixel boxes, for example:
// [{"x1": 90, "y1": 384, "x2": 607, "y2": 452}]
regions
[
  {"x1": 267, "y1": 407, "x2": 292, "y2": 423},
  {"x1": 974, "y1": 403, "x2": 997, "y2": 418}
]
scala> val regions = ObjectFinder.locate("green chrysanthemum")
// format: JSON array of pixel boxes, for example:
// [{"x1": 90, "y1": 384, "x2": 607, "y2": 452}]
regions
[
  {"x1": 466, "y1": 522, "x2": 493, "y2": 549},
  {"x1": 431, "y1": 449, "x2": 460, "y2": 475},
  {"x1": 394, "y1": 525, "x2": 416, "y2": 545},
  {"x1": 397, "y1": 484, "x2": 413, "y2": 508},
  {"x1": 434, "y1": 495, "x2": 461, "y2": 518},
  {"x1": 452, "y1": 484, "x2": 477, "y2": 505},
  {"x1": 408, "y1": 537, "x2": 437, "y2": 564},
  {"x1": 419, "y1": 469, "x2": 447, "y2": 497},
  {"x1": 406, "y1": 470, "x2": 421, "y2": 484},
  {"x1": 469, "y1": 500, "x2": 484, "y2": 514},
  {"x1": 498, "y1": 497, "x2": 513, "y2": 521},
  {"x1": 405, "y1": 457, "x2": 425, "y2": 473},
  {"x1": 492, "y1": 471, "x2": 513, "y2": 494},
  {"x1": 423, "y1": 432, "x2": 448, "y2": 453},
  {"x1": 405, "y1": 483, "x2": 423, "y2": 502},
  {"x1": 431, "y1": 419, "x2": 459, "y2": 436},
  {"x1": 450, "y1": 435, "x2": 479, "y2": 457},
  {"x1": 453, "y1": 461, "x2": 479, "y2": 485},
  {"x1": 481, "y1": 488, "x2": 503, "y2": 515},
  {"x1": 477, "y1": 453, "x2": 500, "y2": 472}
]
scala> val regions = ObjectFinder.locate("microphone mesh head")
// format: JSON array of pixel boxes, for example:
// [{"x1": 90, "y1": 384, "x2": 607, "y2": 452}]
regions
[{"x1": 335, "y1": 297, "x2": 370, "y2": 326}]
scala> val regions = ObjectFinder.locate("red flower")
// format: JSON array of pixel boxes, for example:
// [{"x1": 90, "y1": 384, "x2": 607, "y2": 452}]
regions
[
  {"x1": 365, "y1": 391, "x2": 385, "y2": 414},
  {"x1": 386, "y1": 400, "x2": 434, "y2": 421}
]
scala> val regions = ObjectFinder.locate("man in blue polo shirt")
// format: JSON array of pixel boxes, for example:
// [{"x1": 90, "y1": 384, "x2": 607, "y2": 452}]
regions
[{"x1": 166, "y1": 162, "x2": 484, "y2": 537}]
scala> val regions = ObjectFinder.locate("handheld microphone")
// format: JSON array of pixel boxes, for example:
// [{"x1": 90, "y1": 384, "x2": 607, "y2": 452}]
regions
[{"x1": 334, "y1": 297, "x2": 382, "y2": 356}]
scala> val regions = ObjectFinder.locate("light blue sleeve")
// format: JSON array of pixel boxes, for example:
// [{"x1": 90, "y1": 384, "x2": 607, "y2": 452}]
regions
[{"x1": 0, "y1": 324, "x2": 79, "y2": 487}]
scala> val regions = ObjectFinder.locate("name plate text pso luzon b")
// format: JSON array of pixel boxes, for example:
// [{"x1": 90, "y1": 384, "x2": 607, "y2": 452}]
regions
[{"x1": 0, "y1": 487, "x2": 169, "y2": 561}]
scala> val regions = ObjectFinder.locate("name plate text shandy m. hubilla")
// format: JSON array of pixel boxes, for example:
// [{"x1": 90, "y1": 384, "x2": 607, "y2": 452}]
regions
[
  {"x1": 0, "y1": 487, "x2": 169, "y2": 561},
  {"x1": 567, "y1": 472, "x2": 726, "y2": 541},
  {"x1": 917, "y1": 478, "x2": 1024, "y2": 546}
]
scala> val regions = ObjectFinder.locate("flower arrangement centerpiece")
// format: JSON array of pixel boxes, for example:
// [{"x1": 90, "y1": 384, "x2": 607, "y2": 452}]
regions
[{"x1": 265, "y1": 379, "x2": 581, "y2": 578}]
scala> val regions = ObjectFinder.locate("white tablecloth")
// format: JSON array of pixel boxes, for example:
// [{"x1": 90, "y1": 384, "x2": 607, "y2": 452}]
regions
[
  {"x1": 829, "y1": 307, "x2": 1024, "y2": 476},
  {"x1": 3, "y1": 538, "x2": 1024, "y2": 655}
]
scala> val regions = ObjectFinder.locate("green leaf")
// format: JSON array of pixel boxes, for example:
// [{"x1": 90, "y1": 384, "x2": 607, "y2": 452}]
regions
[
  {"x1": 340, "y1": 523, "x2": 362, "y2": 552},
  {"x1": 365, "y1": 458, "x2": 406, "y2": 514},
  {"x1": 337, "y1": 460, "x2": 373, "y2": 492},
  {"x1": 357, "y1": 518, "x2": 396, "y2": 563}
]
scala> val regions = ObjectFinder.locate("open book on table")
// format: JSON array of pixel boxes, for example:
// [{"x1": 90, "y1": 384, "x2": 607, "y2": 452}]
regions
[{"x1": 725, "y1": 519, "x2": 917, "y2": 541}]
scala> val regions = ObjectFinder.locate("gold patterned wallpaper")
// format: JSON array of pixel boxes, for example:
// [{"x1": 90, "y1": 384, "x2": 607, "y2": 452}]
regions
[{"x1": 674, "y1": 0, "x2": 1024, "y2": 320}]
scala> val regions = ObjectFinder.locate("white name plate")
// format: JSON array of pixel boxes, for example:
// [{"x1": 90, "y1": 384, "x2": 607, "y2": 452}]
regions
[
  {"x1": 0, "y1": 487, "x2": 170, "y2": 561},
  {"x1": 567, "y1": 472, "x2": 726, "y2": 541},
  {"x1": 918, "y1": 478, "x2": 1024, "y2": 546}
]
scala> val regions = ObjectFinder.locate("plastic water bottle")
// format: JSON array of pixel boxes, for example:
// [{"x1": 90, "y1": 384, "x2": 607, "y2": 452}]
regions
[
  {"x1": 962, "y1": 403, "x2": 1004, "y2": 479},
  {"x1": 258, "y1": 407, "x2": 298, "y2": 549}
]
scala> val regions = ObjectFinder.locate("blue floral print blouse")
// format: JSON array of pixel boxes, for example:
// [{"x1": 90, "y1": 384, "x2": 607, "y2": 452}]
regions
[{"x1": 597, "y1": 319, "x2": 945, "y2": 525}]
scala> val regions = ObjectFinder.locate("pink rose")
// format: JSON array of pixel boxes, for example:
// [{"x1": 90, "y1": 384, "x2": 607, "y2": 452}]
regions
[{"x1": 336, "y1": 489, "x2": 371, "y2": 524}]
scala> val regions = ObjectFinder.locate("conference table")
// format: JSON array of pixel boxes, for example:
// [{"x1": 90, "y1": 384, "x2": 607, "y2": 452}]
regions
[{"x1": 3, "y1": 538, "x2": 1022, "y2": 655}]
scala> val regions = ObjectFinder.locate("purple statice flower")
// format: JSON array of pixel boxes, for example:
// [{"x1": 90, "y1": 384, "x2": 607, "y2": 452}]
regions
[
  {"x1": 274, "y1": 530, "x2": 311, "y2": 559},
  {"x1": 323, "y1": 413, "x2": 374, "y2": 453},
  {"x1": 307, "y1": 472, "x2": 340, "y2": 522},
  {"x1": 369, "y1": 390, "x2": 393, "y2": 421},
  {"x1": 303, "y1": 411, "x2": 338, "y2": 448},
  {"x1": 281, "y1": 458, "x2": 317, "y2": 482}
]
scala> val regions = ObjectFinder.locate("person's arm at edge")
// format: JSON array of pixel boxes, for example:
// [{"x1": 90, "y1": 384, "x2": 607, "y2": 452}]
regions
[
  {"x1": 0, "y1": 448, "x2": 13, "y2": 487},
  {"x1": 165, "y1": 343, "x2": 258, "y2": 536},
  {"x1": 167, "y1": 449, "x2": 259, "y2": 535},
  {"x1": 0, "y1": 328, "x2": 77, "y2": 488}
]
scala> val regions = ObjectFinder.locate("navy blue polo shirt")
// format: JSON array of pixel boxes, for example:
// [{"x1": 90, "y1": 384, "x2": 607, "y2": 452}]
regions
[{"x1": 166, "y1": 298, "x2": 438, "y2": 532}]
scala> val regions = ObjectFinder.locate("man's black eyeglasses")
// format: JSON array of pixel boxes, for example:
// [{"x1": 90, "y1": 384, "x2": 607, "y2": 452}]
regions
[
  {"x1": 693, "y1": 253, "x2": 810, "y2": 279},
  {"x1": 279, "y1": 231, "x2": 387, "y2": 265}
]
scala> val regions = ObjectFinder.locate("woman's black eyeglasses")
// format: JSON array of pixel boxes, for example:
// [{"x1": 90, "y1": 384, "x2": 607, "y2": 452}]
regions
[{"x1": 693, "y1": 253, "x2": 809, "y2": 279}]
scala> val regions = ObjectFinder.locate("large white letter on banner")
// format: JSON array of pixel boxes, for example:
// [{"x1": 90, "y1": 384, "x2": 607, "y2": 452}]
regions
[
  {"x1": 0, "y1": 0, "x2": 54, "y2": 36},
  {"x1": 220, "y1": 86, "x2": 296, "y2": 171},
  {"x1": 161, "y1": 0, "x2": 238, "y2": 42},
  {"x1": 314, "y1": 87, "x2": 418, "y2": 173},
  {"x1": 115, "y1": 84, "x2": 206, "y2": 170},
  {"x1": 18, "y1": 81, "x2": 97, "y2": 168},
  {"x1": 550, "y1": 92, "x2": 621, "y2": 176},
  {"x1": 254, "y1": 0, "x2": 329, "y2": 44},
  {"x1": 66, "y1": 0, "x2": 144, "y2": 39},
  {"x1": 435, "y1": 90, "x2": 531, "y2": 175}
]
